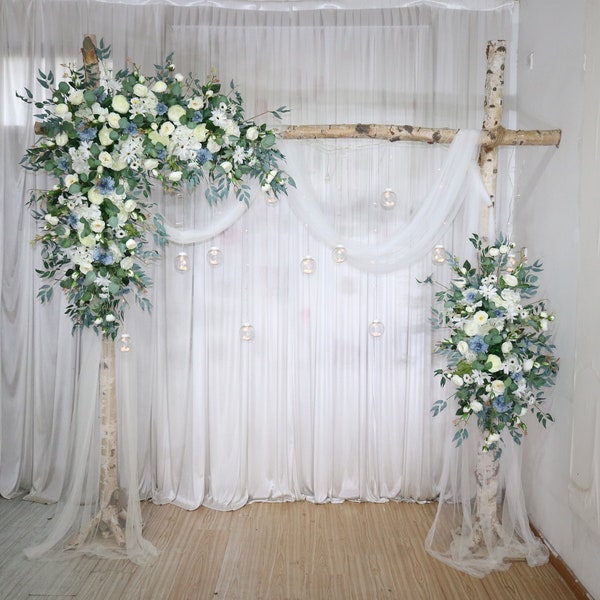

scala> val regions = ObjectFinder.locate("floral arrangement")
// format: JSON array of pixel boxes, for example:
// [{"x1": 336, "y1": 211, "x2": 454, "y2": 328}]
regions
[
  {"x1": 18, "y1": 40, "x2": 293, "y2": 338},
  {"x1": 426, "y1": 234, "x2": 559, "y2": 455}
]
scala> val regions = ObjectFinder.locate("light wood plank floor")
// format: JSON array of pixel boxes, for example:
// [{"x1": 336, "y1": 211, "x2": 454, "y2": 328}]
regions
[{"x1": 0, "y1": 496, "x2": 581, "y2": 600}]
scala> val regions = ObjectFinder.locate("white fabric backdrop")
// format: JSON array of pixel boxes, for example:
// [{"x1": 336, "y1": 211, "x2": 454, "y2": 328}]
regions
[{"x1": 0, "y1": 0, "x2": 517, "y2": 514}]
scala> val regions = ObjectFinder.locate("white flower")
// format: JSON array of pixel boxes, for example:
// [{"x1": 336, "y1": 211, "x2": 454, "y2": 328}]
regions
[
  {"x1": 68, "y1": 90, "x2": 85, "y2": 105},
  {"x1": 451, "y1": 374, "x2": 464, "y2": 387},
  {"x1": 98, "y1": 126, "x2": 114, "y2": 147},
  {"x1": 174, "y1": 72, "x2": 184, "y2": 82},
  {"x1": 246, "y1": 126, "x2": 259, "y2": 141},
  {"x1": 469, "y1": 400, "x2": 484, "y2": 413},
  {"x1": 159, "y1": 121, "x2": 175, "y2": 137},
  {"x1": 55, "y1": 103, "x2": 69, "y2": 116},
  {"x1": 502, "y1": 273, "x2": 518, "y2": 287},
  {"x1": 151, "y1": 80, "x2": 168, "y2": 93},
  {"x1": 519, "y1": 407, "x2": 528, "y2": 417},
  {"x1": 112, "y1": 94, "x2": 130, "y2": 114},
  {"x1": 523, "y1": 358, "x2": 534, "y2": 372},
  {"x1": 123, "y1": 200, "x2": 137, "y2": 212},
  {"x1": 193, "y1": 124, "x2": 208, "y2": 142},
  {"x1": 55, "y1": 132, "x2": 69, "y2": 147},
  {"x1": 220, "y1": 161, "x2": 233, "y2": 173},
  {"x1": 45, "y1": 214, "x2": 59, "y2": 226},
  {"x1": 90, "y1": 219, "x2": 105, "y2": 233},
  {"x1": 188, "y1": 96, "x2": 203, "y2": 110},
  {"x1": 88, "y1": 188, "x2": 104, "y2": 205},
  {"x1": 107, "y1": 112, "x2": 121, "y2": 128},
  {"x1": 488, "y1": 247, "x2": 500, "y2": 257},
  {"x1": 64, "y1": 173, "x2": 79, "y2": 188},
  {"x1": 168, "y1": 171, "x2": 183, "y2": 182},
  {"x1": 499, "y1": 244, "x2": 509, "y2": 254},
  {"x1": 120, "y1": 256, "x2": 134, "y2": 270},
  {"x1": 207, "y1": 137, "x2": 221, "y2": 154},
  {"x1": 79, "y1": 261, "x2": 93, "y2": 274},
  {"x1": 457, "y1": 340, "x2": 469, "y2": 355},
  {"x1": 473, "y1": 311, "x2": 488, "y2": 326},
  {"x1": 168, "y1": 104, "x2": 186, "y2": 124},
  {"x1": 463, "y1": 319, "x2": 479, "y2": 337},
  {"x1": 453, "y1": 277, "x2": 466, "y2": 289},
  {"x1": 486, "y1": 354, "x2": 503, "y2": 373},
  {"x1": 143, "y1": 158, "x2": 159, "y2": 171},
  {"x1": 125, "y1": 239, "x2": 138, "y2": 250},
  {"x1": 486, "y1": 432, "x2": 501, "y2": 444},
  {"x1": 501, "y1": 341, "x2": 513, "y2": 355},
  {"x1": 99, "y1": 151, "x2": 114, "y2": 167},
  {"x1": 540, "y1": 319, "x2": 549, "y2": 331},
  {"x1": 105, "y1": 314, "x2": 116, "y2": 322},
  {"x1": 133, "y1": 83, "x2": 148, "y2": 97},
  {"x1": 491, "y1": 380, "x2": 505, "y2": 395}
]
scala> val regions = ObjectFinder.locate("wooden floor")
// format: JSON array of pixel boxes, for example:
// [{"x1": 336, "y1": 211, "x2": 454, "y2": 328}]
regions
[{"x1": 0, "y1": 496, "x2": 581, "y2": 600}]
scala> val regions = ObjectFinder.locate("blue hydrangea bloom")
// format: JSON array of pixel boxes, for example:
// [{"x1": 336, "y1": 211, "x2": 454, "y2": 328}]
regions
[
  {"x1": 196, "y1": 148, "x2": 213, "y2": 165},
  {"x1": 493, "y1": 395, "x2": 513, "y2": 413},
  {"x1": 124, "y1": 122, "x2": 139, "y2": 135},
  {"x1": 464, "y1": 289, "x2": 478, "y2": 303},
  {"x1": 156, "y1": 149, "x2": 166, "y2": 160},
  {"x1": 511, "y1": 371, "x2": 524, "y2": 382},
  {"x1": 191, "y1": 111, "x2": 203, "y2": 123},
  {"x1": 97, "y1": 176, "x2": 115, "y2": 195},
  {"x1": 77, "y1": 126, "x2": 97, "y2": 142},
  {"x1": 156, "y1": 103, "x2": 168, "y2": 116},
  {"x1": 468, "y1": 335, "x2": 489, "y2": 354},
  {"x1": 57, "y1": 157, "x2": 68, "y2": 171},
  {"x1": 66, "y1": 213, "x2": 78, "y2": 228},
  {"x1": 92, "y1": 247, "x2": 114, "y2": 266}
]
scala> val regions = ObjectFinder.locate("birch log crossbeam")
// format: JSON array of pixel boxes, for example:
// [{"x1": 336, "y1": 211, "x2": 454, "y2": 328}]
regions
[{"x1": 278, "y1": 124, "x2": 561, "y2": 149}]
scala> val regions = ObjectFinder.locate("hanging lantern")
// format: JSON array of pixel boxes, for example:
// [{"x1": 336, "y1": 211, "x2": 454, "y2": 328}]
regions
[
  {"x1": 240, "y1": 323, "x2": 255, "y2": 341},
  {"x1": 207, "y1": 247, "x2": 223, "y2": 267},
  {"x1": 380, "y1": 188, "x2": 397, "y2": 210},
  {"x1": 432, "y1": 245, "x2": 446, "y2": 264},
  {"x1": 369, "y1": 320, "x2": 385, "y2": 337},
  {"x1": 175, "y1": 251, "x2": 190, "y2": 272},
  {"x1": 332, "y1": 245, "x2": 347, "y2": 263},
  {"x1": 119, "y1": 333, "x2": 131, "y2": 352},
  {"x1": 301, "y1": 256, "x2": 316, "y2": 274}
]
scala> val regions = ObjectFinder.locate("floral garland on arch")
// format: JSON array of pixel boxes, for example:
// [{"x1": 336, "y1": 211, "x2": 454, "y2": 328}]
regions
[
  {"x1": 18, "y1": 40, "x2": 293, "y2": 338},
  {"x1": 424, "y1": 234, "x2": 559, "y2": 456}
]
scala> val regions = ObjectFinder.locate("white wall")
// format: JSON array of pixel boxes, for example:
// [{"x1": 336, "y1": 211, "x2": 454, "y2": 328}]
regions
[{"x1": 515, "y1": 0, "x2": 600, "y2": 596}]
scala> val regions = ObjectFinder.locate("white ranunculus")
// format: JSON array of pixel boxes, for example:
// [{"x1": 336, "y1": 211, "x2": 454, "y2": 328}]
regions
[
  {"x1": 120, "y1": 256, "x2": 134, "y2": 270},
  {"x1": 463, "y1": 319, "x2": 479, "y2": 337},
  {"x1": 88, "y1": 188, "x2": 104, "y2": 205},
  {"x1": 168, "y1": 104, "x2": 186, "y2": 124},
  {"x1": 246, "y1": 126, "x2": 259, "y2": 141},
  {"x1": 486, "y1": 354, "x2": 503, "y2": 373},
  {"x1": 79, "y1": 261, "x2": 93, "y2": 274},
  {"x1": 502, "y1": 273, "x2": 518, "y2": 287},
  {"x1": 159, "y1": 121, "x2": 175, "y2": 137},
  {"x1": 194, "y1": 124, "x2": 208, "y2": 142},
  {"x1": 98, "y1": 126, "x2": 114, "y2": 146},
  {"x1": 188, "y1": 96, "x2": 203, "y2": 110},
  {"x1": 451, "y1": 374, "x2": 464, "y2": 387},
  {"x1": 473, "y1": 310, "x2": 489, "y2": 325},
  {"x1": 126, "y1": 239, "x2": 138, "y2": 250},
  {"x1": 99, "y1": 151, "x2": 113, "y2": 167},
  {"x1": 491, "y1": 380, "x2": 505, "y2": 395},
  {"x1": 143, "y1": 158, "x2": 159, "y2": 171},
  {"x1": 457, "y1": 340, "x2": 469, "y2": 355},
  {"x1": 501, "y1": 341, "x2": 513, "y2": 355},
  {"x1": 207, "y1": 137, "x2": 221, "y2": 154},
  {"x1": 488, "y1": 247, "x2": 500, "y2": 257},
  {"x1": 133, "y1": 83, "x2": 148, "y2": 97},
  {"x1": 220, "y1": 161, "x2": 232, "y2": 173},
  {"x1": 45, "y1": 214, "x2": 59, "y2": 226},
  {"x1": 470, "y1": 400, "x2": 484, "y2": 413},
  {"x1": 168, "y1": 171, "x2": 182, "y2": 182},
  {"x1": 90, "y1": 219, "x2": 105, "y2": 233},
  {"x1": 55, "y1": 132, "x2": 69, "y2": 147},
  {"x1": 112, "y1": 94, "x2": 130, "y2": 114},
  {"x1": 107, "y1": 112, "x2": 121, "y2": 128},
  {"x1": 55, "y1": 103, "x2": 69, "y2": 116},
  {"x1": 151, "y1": 80, "x2": 168, "y2": 93}
]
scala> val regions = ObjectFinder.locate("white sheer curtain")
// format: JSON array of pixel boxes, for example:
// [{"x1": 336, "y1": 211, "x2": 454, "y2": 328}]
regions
[{"x1": 0, "y1": 0, "x2": 516, "y2": 521}]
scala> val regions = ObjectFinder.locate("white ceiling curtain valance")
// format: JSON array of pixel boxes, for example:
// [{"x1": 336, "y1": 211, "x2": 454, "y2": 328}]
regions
[{"x1": 1, "y1": 0, "x2": 517, "y2": 564}]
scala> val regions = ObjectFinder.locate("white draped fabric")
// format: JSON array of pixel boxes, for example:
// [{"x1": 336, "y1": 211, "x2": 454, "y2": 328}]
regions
[{"x1": 1, "y1": 0, "x2": 519, "y2": 566}]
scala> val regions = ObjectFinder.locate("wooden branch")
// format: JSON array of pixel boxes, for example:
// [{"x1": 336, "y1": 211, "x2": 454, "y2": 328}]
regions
[{"x1": 278, "y1": 123, "x2": 561, "y2": 148}]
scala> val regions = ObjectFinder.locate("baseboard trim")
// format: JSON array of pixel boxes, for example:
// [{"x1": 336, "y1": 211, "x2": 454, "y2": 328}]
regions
[{"x1": 530, "y1": 523, "x2": 592, "y2": 599}]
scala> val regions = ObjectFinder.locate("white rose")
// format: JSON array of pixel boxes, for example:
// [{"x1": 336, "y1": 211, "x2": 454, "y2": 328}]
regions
[
  {"x1": 499, "y1": 244, "x2": 509, "y2": 254},
  {"x1": 79, "y1": 235, "x2": 95, "y2": 248},
  {"x1": 502, "y1": 273, "x2": 518, "y2": 287},
  {"x1": 486, "y1": 433, "x2": 501, "y2": 444},
  {"x1": 168, "y1": 171, "x2": 182, "y2": 182},
  {"x1": 220, "y1": 161, "x2": 232, "y2": 173},
  {"x1": 193, "y1": 123, "x2": 208, "y2": 142},
  {"x1": 105, "y1": 314, "x2": 116, "y2": 322},
  {"x1": 174, "y1": 73, "x2": 184, "y2": 82},
  {"x1": 79, "y1": 261, "x2": 93, "y2": 274},
  {"x1": 473, "y1": 310, "x2": 489, "y2": 325},
  {"x1": 463, "y1": 319, "x2": 479, "y2": 337},
  {"x1": 486, "y1": 354, "x2": 503, "y2": 373},
  {"x1": 457, "y1": 340, "x2": 469, "y2": 355},
  {"x1": 470, "y1": 400, "x2": 484, "y2": 413},
  {"x1": 133, "y1": 83, "x2": 148, "y2": 97},
  {"x1": 159, "y1": 122, "x2": 175, "y2": 137},
  {"x1": 491, "y1": 380, "x2": 505, "y2": 395},
  {"x1": 55, "y1": 103, "x2": 69, "y2": 116},
  {"x1": 188, "y1": 96, "x2": 203, "y2": 110},
  {"x1": 120, "y1": 256, "x2": 134, "y2": 270},
  {"x1": 126, "y1": 239, "x2": 138, "y2": 250},
  {"x1": 68, "y1": 90, "x2": 85, "y2": 105},
  {"x1": 167, "y1": 104, "x2": 186, "y2": 124},
  {"x1": 107, "y1": 112, "x2": 121, "y2": 128},
  {"x1": 64, "y1": 173, "x2": 79, "y2": 188},
  {"x1": 90, "y1": 219, "x2": 105, "y2": 233},
  {"x1": 207, "y1": 137, "x2": 221, "y2": 154},
  {"x1": 112, "y1": 94, "x2": 130, "y2": 114},
  {"x1": 99, "y1": 151, "x2": 113, "y2": 167},
  {"x1": 98, "y1": 126, "x2": 114, "y2": 146},
  {"x1": 55, "y1": 132, "x2": 69, "y2": 147},
  {"x1": 44, "y1": 214, "x2": 59, "y2": 226},
  {"x1": 488, "y1": 247, "x2": 500, "y2": 257},
  {"x1": 88, "y1": 188, "x2": 104, "y2": 205},
  {"x1": 523, "y1": 358, "x2": 534, "y2": 372},
  {"x1": 501, "y1": 341, "x2": 513, "y2": 355},
  {"x1": 451, "y1": 374, "x2": 464, "y2": 387},
  {"x1": 123, "y1": 200, "x2": 137, "y2": 212},
  {"x1": 143, "y1": 158, "x2": 159, "y2": 171},
  {"x1": 246, "y1": 126, "x2": 259, "y2": 141},
  {"x1": 152, "y1": 80, "x2": 168, "y2": 93}
]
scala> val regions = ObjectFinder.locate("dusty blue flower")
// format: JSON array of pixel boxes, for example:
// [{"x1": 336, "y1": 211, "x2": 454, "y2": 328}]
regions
[
  {"x1": 77, "y1": 126, "x2": 97, "y2": 142},
  {"x1": 93, "y1": 247, "x2": 114, "y2": 266},
  {"x1": 468, "y1": 335, "x2": 488, "y2": 354},
  {"x1": 98, "y1": 176, "x2": 115, "y2": 195},
  {"x1": 156, "y1": 103, "x2": 168, "y2": 115},
  {"x1": 493, "y1": 395, "x2": 513, "y2": 413},
  {"x1": 196, "y1": 148, "x2": 213, "y2": 165},
  {"x1": 124, "y1": 122, "x2": 139, "y2": 135}
]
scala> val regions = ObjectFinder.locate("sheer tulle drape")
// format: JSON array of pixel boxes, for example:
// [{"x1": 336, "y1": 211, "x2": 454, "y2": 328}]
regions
[{"x1": 1, "y1": 0, "x2": 517, "y2": 550}]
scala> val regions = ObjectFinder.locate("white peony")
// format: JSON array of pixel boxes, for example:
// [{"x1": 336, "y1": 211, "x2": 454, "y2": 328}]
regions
[
  {"x1": 55, "y1": 103, "x2": 69, "y2": 116},
  {"x1": 68, "y1": 90, "x2": 85, "y2": 105},
  {"x1": 98, "y1": 126, "x2": 114, "y2": 146},
  {"x1": 88, "y1": 188, "x2": 104, "y2": 205},
  {"x1": 463, "y1": 319, "x2": 479, "y2": 337},
  {"x1": 133, "y1": 83, "x2": 148, "y2": 97},
  {"x1": 194, "y1": 124, "x2": 208, "y2": 142},
  {"x1": 120, "y1": 256, "x2": 134, "y2": 270},
  {"x1": 107, "y1": 112, "x2": 121, "y2": 128}
]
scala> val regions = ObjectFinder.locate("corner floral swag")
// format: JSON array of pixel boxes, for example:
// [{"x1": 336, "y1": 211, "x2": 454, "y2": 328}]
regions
[
  {"x1": 423, "y1": 234, "x2": 559, "y2": 455},
  {"x1": 18, "y1": 40, "x2": 294, "y2": 338}
]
